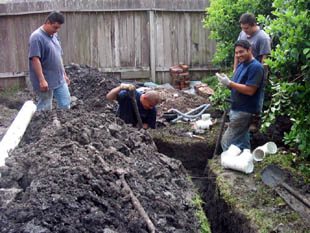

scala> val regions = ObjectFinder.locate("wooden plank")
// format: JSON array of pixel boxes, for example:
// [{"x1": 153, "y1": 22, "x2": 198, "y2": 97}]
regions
[
  {"x1": 155, "y1": 11, "x2": 164, "y2": 68},
  {"x1": 149, "y1": 10, "x2": 156, "y2": 82},
  {"x1": 134, "y1": 12, "x2": 141, "y2": 67},
  {"x1": 162, "y1": 13, "x2": 172, "y2": 66},
  {"x1": 89, "y1": 13, "x2": 98, "y2": 67},
  {"x1": 140, "y1": 11, "x2": 150, "y2": 67},
  {"x1": 0, "y1": 17, "x2": 8, "y2": 72},
  {"x1": 121, "y1": 70, "x2": 150, "y2": 80},
  {"x1": 185, "y1": 12, "x2": 192, "y2": 64},
  {"x1": 126, "y1": 12, "x2": 134, "y2": 67}
]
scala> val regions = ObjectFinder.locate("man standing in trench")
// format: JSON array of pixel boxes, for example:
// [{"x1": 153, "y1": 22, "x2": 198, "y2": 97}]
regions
[
  {"x1": 233, "y1": 13, "x2": 271, "y2": 72},
  {"x1": 217, "y1": 40, "x2": 264, "y2": 151},
  {"x1": 29, "y1": 11, "x2": 71, "y2": 111}
]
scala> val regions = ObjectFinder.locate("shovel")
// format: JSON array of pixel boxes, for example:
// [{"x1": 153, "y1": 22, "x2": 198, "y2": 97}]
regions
[
  {"x1": 261, "y1": 164, "x2": 310, "y2": 221},
  {"x1": 128, "y1": 90, "x2": 143, "y2": 129}
]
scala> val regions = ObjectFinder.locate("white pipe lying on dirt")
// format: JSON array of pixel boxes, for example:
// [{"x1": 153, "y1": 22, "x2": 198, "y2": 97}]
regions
[
  {"x1": 0, "y1": 100, "x2": 36, "y2": 167},
  {"x1": 253, "y1": 142, "x2": 278, "y2": 161},
  {"x1": 221, "y1": 146, "x2": 254, "y2": 174}
]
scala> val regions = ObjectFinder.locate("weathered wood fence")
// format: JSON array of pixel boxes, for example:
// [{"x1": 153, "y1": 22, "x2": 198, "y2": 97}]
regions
[{"x1": 0, "y1": 0, "x2": 217, "y2": 88}]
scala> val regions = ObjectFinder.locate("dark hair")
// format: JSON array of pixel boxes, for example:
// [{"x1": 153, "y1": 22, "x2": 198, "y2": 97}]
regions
[
  {"x1": 239, "y1": 13, "x2": 256, "y2": 26},
  {"x1": 45, "y1": 11, "x2": 64, "y2": 24},
  {"x1": 234, "y1": 40, "x2": 251, "y2": 50}
]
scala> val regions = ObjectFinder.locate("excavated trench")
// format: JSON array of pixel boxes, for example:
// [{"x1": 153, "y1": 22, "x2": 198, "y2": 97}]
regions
[
  {"x1": 1, "y1": 64, "x2": 298, "y2": 233},
  {"x1": 153, "y1": 137, "x2": 257, "y2": 233}
]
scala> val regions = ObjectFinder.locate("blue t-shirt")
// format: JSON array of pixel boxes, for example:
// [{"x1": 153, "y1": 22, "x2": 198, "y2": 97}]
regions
[
  {"x1": 28, "y1": 27, "x2": 65, "y2": 91},
  {"x1": 117, "y1": 90, "x2": 157, "y2": 128},
  {"x1": 231, "y1": 59, "x2": 264, "y2": 114}
]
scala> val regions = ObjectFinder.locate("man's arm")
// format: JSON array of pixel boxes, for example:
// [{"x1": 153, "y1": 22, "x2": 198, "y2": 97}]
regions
[
  {"x1": 106, "y1": 83, "x2": 136, "y2": 101},
  {"x1": 106, "y1": 86, "x2": 122, "y2": 101},
  {"x1": 229, "y1": 82, "x2": 258, "y2": 96},
  {"x1": 31, "y1": 56, "x2": 48, "y2": 91}
]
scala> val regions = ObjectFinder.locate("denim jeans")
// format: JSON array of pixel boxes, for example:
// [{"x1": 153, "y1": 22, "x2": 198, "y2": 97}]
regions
[
  {"x1": 221, "y1": 110, "x2": 252, "y2": 151},
  {"x1": 36, "y1": 82, "x2": 71, "y2": 111}
]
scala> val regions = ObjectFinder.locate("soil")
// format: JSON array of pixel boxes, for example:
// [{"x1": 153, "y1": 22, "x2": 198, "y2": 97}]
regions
[
  {"x1": 1, "y1": 64, "x2": 308, "y2": 233},
  {"x1": 0, "y1": 64, "x2": 201, "y2": 233}
]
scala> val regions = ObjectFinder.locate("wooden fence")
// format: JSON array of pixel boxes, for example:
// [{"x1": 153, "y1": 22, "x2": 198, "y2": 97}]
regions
[{"x1": 0, "y1": 0, "x2": 217, "y2": 88}]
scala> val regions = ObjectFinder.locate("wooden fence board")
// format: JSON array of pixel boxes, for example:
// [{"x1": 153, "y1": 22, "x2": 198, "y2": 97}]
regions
[{"x1": 0, "y1": 4, "x2": 216, "y2": 84}]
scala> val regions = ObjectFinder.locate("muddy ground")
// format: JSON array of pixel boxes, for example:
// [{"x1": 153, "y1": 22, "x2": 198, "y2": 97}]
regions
[
  {"x1": 0, "y1": 64, "x2": 308, "y2": 233},
  {"x1": 0, "y1": 65, "x2": 203, "y2": 233}
]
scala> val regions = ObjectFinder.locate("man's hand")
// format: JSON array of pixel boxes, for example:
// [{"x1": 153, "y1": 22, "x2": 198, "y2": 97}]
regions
[
  {"x1": 39, "y1": 79, "x2": 49, "y2": 92},
  {"x1": 64, "y1": 73, "x2": 70, "y2": 85},
  {"x1": 120, "y1": 83, "x2": 136, "y2": 91},
  {"x1": 216, "y1": 73, "x2": 231, "y2": 87}
]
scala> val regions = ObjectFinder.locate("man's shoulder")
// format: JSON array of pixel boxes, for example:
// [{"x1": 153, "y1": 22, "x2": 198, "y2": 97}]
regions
[
  {"x1": 29, "y1": 28, "x2": 44, "y2": 41},
  {"x1": 250, "y1": 59, "x2": 263, "y2": 68},
  {"x1": 256, "y1": 29, "x2": 271, "y2": 40}
]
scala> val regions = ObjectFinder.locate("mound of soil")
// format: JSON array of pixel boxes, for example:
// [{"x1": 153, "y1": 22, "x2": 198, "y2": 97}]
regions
[{"x1": 0, "y1": 65, "x2": 200, "y2": 233}]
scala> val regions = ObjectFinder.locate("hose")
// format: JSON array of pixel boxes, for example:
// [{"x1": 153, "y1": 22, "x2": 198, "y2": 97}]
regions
[{"x1": 168, "y1": 104, "x2": 210, "y2": 123}]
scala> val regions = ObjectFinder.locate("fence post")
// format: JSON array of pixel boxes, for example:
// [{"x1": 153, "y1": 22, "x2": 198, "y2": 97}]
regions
[{"x1": 149, "y1": 10, "x2": 156, "y2": 83}]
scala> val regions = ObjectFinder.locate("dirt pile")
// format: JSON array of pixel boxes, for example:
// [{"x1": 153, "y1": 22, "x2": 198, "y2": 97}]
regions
[{"x1": 0, "y1": 65, "x2": 200, "y2": 233}]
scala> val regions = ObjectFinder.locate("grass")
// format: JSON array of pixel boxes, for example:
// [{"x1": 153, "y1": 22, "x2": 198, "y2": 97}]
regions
[
  {"x1": 209, "y1": 152, "x2": 308, "y2": 233},
  {"x1": 192, "y1": 194, "x2": 212, "y2": 233}
]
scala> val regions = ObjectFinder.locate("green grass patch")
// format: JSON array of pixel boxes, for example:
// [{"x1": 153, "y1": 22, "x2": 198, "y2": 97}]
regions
[{"x1": 192, "y1": 194, "x2": 212, "y2": 233}]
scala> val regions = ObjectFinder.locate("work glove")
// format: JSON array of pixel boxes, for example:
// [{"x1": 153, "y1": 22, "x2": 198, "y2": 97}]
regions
[
  {"x1": 216, "y1": 73, "x2": 231, "y2": 87},
  {"x1": 120, "y1": 83, "x2": 136, "y2": 91}
]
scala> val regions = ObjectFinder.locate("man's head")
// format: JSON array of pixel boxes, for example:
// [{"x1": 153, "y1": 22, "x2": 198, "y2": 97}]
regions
[
  {"x1": 234, "y1": 40, "x2": 253, "y2": 63},
  {"x1": 140, "y1": 91, "x2": 161, "y2": 110},
  {"x1": 43, "y1": 11, "x2": 65, "y2": 35},
  {"x1": 239, "y1": 13, "x2": 258, "y2": 36}
]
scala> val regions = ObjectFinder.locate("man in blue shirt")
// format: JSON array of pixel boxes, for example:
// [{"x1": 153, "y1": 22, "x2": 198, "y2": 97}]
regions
[
  {"x1": 29, "y1": 11, "x2": 71, "y2": 111},
  {"x1": 106, "y1": 84, "x2": 160, "y2": 129},
  {"x1": 217, "y1": 40, "x2": 264, "y2": 151}
]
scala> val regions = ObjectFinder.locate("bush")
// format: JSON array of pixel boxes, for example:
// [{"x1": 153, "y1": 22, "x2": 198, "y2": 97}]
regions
[{"x1": 260, "y1": 0, "x2": 310, "y2": 158}]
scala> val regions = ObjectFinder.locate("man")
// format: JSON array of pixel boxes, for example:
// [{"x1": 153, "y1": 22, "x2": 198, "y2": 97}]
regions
[
  {"x1": 217, "y1": 40, "x2": 264, "y2": 151},
  {"x1": 233, "y1": 13, "x2": 271, "y2": 72},
  {"x1": 29, "y1": 11, "x2": 71, "y2": 111},
  {"x1": 106, "y1": 83, "x2": 161, "y2": 129}
]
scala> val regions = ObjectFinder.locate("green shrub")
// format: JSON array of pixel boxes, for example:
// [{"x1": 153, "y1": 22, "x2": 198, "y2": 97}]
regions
[{"x1": 260, "y1": 0, "x2": 310, "y2": 158}]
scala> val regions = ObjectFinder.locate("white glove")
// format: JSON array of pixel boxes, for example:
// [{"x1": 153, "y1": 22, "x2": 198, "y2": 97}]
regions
[
  {"x1": 120, "y1": 83, "x2": 136, "y2": 91},
  {"x1": 216, "y1": 73, "x2": 231, "y2": 87}
]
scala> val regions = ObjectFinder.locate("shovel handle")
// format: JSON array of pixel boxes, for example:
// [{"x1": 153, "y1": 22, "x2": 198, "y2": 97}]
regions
[
  {"x1": 128, "y1": 90, "x2": 143, "y2": 129},
  {"x1": 280, "y1": 182, "x2": 310, "y2": 208}
]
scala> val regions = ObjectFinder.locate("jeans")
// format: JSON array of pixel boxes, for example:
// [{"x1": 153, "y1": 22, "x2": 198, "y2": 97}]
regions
[
  {"x1": 221, "y1": 110, "x2": 252, "y2": 151},
  {"x1": 36, "y1": 82, "x2": 71, "y2": 111}
]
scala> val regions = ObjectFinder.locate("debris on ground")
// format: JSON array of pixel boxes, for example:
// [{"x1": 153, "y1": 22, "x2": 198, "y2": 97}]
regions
[{"x1": 0, "y1": 65, "x2": 201, "y2": 233}]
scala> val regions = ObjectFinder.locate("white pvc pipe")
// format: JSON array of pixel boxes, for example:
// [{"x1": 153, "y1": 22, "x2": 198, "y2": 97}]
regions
[
  {"x1": 221, "y1": 146, "x2": 254, "y2": 174},
  {"x1": 253, "y1": 142, "x2": 278, "y2": 161},
  {"x1": 0, "y1": 100, "x2": 37, "y2": 166}
]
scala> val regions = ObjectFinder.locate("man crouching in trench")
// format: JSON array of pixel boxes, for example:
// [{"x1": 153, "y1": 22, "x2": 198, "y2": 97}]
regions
[{"x1": 106, "y1": 84, "x2": 161, "y2": 129}]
